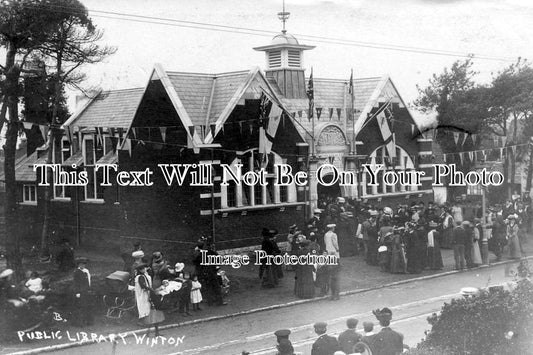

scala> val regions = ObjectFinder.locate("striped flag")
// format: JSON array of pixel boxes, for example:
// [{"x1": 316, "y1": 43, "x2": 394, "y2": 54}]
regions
[
  {"x1": 376, "y1": 107, "x2": 396, "y2": 158},
  {"x1": 307, "y1": 68, "x2": 314, "y2": 119},
  {"x1": 259, "y1": 92, "x2": 283, "y2": 166}
]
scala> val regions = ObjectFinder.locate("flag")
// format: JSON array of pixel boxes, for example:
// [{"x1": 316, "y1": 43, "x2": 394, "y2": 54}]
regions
[
  {"x1": 337, "y1": 108, "x2": 342, "y2": 120},
  {"x1": 160, "y1": 127, "x2": 167, "y2": 142},
  {"x1": 258, "y1": 92, "x2": 283, "y2": 166},
  {"x1": 411, "y1": 124, "x2": 415, "y2": 136},
  {"x1": 348, "y1": 69, "x2": 354, "y2": 121},
  {"x1": 453, "y1": 132, "x2": 459, "y2": 145},
  {"x1": 329, "y1": 108, "x2": 333, "y2": 120},
  {"x1": 316, "y1": 107, "x2": 322, "y2": 120},
  {"x1": 376, "y1": 109, "x2": 396, "y2": 158},
  {"x1": 22, "y1": 122, "x2": 33, "y2": 130},
  {"x1": 307, "y1": 68, "x2": 314, "y2": 119}
]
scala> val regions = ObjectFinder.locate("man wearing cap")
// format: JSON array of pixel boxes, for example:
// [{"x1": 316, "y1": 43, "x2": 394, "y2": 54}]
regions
[
  {"x1": 311, "y1": 321, "x2": 340, "y2": 355},
  {"x1": 73, "y1": 257, "x2": 94, "y2": 326},
  {"x1": 363, "y1": 308, "x2": 403, "y2": 355},
  {"x1": 363, "y1": 211, "x2": 379, "y2": 265},
  {"x1": 452, "y1": 221, "x2": 468, "y2": 270},
  {"x1": 338, "y1": 318, "x2": 362, "y2": 354}
]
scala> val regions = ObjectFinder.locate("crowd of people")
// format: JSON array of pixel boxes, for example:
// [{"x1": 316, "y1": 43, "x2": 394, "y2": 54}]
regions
[
  {"x1": 260, "y1": 193, "x2": 531, "y2": 301},
  {"x1": 245, "y1": 307, "x2": 404, "y2": 355}
]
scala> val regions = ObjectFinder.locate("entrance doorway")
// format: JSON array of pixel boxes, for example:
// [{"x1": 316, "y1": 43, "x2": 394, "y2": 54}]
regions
[{"x1": 317, "y1": 174, "x2": 342, "y2": 205}]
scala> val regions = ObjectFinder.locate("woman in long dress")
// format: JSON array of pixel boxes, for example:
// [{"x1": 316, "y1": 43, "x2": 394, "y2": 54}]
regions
[
  {"x1": 507, "y1": 215, "x2": 521, "y2": 259},
  {"x1": 426, "y1": 222, "x2": 443, "y2": 270},
  {"x1": 135, "y1": 264, "x2": 165, "y2": 336},
  {"x1": 294, "y1": 240, "x2": 315, "y2": 299},
  {"x1": 390, "y1": 230, "x2": 407, "y2": 273},
  {"x1": 471, "y1": 219, "x2": 483, "y2": 266}
]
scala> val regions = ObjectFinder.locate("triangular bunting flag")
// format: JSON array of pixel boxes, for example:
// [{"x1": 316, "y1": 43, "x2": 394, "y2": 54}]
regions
[
  {"x1": 131, "y1": 127, "x2": 137, "y2": 139},
  {"x1": 468, "y1": 151, "x2": 474, "y2": 161},
  {"x1": 22, "y1": 122, "x2": 33, "y2": 130},
  {"x1": 316, "y1": 107, "x2": 322, "y2": 120},
  {"x1": 188, "y1": 126, "x2": 195, "y2": 137},
  {"x1": 411, "y1": 124, "x2": 415, "y2": 136},
  {"x1": 329, "y1": 108, "x2": 334, "y2": 120},
  {"x1": 160, "y1": 127, "x2": 167, "y2": 142},
  {"x1": 337, "y1": 108, "x2": 342, "y2": 120},
  {"x1": 443, "y1": 154, "x2": 446, "y2": 163},
  {"x1": 461, "y1": 133, "x2": 468, "y2": 146},
  {"x1": 458, "y1": 153, "x2": 464, "y2": 165},
  {"x1": 122, "y1": 139, "x2": 132, "y2": 157},
  {"x1": 511, "y1": 145, "x2": 517, "y2": 155},
  {"x1": 39, "y1": 125, "x2": 48, "y2": 142},
  {"x1": 453, "y1": 132, "x2": 460, "y2": 145},
  {"x1": 297, "y1": 110, "x2": 303, "y2": 118}
]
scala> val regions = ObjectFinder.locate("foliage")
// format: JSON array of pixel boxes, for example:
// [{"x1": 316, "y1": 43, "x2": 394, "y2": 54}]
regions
[{"x1": 408, "y1": 276, "x2": 533, "y2": 355}]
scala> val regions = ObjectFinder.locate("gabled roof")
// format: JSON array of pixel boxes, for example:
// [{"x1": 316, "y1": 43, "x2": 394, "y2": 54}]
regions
[{"x1": 64, "y1": 88, "x2": 145, "y2": 129}]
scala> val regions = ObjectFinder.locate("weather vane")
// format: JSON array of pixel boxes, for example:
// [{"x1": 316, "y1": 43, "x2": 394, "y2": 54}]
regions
[{"x1": 277, "y1": 0, "x2": 290, "y2": 34}]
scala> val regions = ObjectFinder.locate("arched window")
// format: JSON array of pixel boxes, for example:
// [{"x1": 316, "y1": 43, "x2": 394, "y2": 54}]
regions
[
  {"x1": 220, "y1": 149, "x2": 298, "y2": 209},
  {"x1": 362, "y1": 145, "x2": 418, "y2": 196}
]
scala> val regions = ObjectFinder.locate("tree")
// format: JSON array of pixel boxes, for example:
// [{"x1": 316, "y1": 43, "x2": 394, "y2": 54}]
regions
[
  {"x1": 0, "y1": 0, "x2": 68, "y2": 277},
  {"x1": 414, "y1": 58, "x2": 488, "y2": 197},
  {"x1": 35, "y1": 0, "x2": 115, "y2": 257}
]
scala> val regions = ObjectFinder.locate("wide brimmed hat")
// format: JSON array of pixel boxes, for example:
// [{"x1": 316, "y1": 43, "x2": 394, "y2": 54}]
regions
[
  {"x1": 373, "y1": 308, "x2": 392, "y2": 322},
  {"x1": 0, "y1": 269, "x2": 14, "y2": 279},
  {"x1": 152, "y1": 252, "x2": 163, "y2": 262},
  {"x1": 132, "y1": 250, "x2": 145, "y2": 258},
  {"x1": 369, "y1": 210, "x2": 378, "y2": 216},
  {"x1": 461, "y1": 221, "x2": 471, "y2": 227},
  {"x1": 75, "y1": 257, "x2": 89, "y2": 265},
  {"x1": 337, "y1": 197, "x2": 345, "y2": 203},
  {"x1": 507, "y1": 214, "x2": 518, "y2": 220},
  {"x1": 326, "y1": 223, "x2": 336, "y2": 229},
  {"x1": 174, "y1": 263, "x2": 185, "y2": 272},
  {"x1": 313, "y1": 209, "x2": 322, "y2": 214}
]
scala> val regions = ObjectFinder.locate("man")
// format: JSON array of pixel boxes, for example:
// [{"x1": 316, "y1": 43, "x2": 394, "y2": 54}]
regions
[
  {"x1": 73, "y1": 257, "x2": 93, "y2": 326},
  {"x1": 453, "y1": 221, "x2": 468, "y2": 270},
  {"x1": 363, "y1": 308, "x2": 403, "y2": 355},
  {"x1": 324, "y1": 224, "x2": 340, "y2": 257},
  {"x1": 311, "y1": 322, "x2": 340, "y2": 355},
  {"x1": 338, "y1": 318, "x2": 362, "y2": 354}
]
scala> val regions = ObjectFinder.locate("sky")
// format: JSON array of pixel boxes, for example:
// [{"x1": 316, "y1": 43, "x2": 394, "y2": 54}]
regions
[{"x1": 39, "y1": 0, "x2": 533, "y2": 126}]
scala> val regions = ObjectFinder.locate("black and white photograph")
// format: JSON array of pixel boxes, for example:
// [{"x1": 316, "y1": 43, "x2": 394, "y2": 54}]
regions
[{"x1": 1, "y1": 0, "x2": 532, "y2": 354}]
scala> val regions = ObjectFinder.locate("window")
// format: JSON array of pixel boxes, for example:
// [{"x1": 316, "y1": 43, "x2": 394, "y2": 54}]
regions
[
  {"x1": 53, "y1": 138, "x2": 72, "y2": 199},
  {"x1": 268, "y1": 50, "x2": 282, "y2": 68},
  {"x1": 83, "y1": 136, "x2": 105, "y2": 201},
  {"x1": 363, "y1": 145, "x2": 417, "y2": 196},
  {"x1": 23, "y1": 184, "x2": 37, "y2": 203},
  {"x1": 221, "y1": 149, "x2": 298, "y2": 209}
]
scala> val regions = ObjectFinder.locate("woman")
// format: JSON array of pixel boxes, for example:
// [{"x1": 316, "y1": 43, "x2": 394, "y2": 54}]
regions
[
  {"x1": 150, "y1": 251, "x2": 170, "y2": 289},
  {"x1": 471, "y1": 219, "x2": 483, "y2": 266},
  {"x1": 294, "y1": 240, "x2": 315, "y2": 299},
  {"x1": 507, "y1": 214, "x2": 521, "y2": 259},
  {"x1": 390, "y1": 229, "x2": 407, "y2": 273},
  {"x1": 426, "y1": 221, "x2": 443, "y2": 270},
  {"x1": 134, "y1": 264, "x2": 165, "y2": 336}
]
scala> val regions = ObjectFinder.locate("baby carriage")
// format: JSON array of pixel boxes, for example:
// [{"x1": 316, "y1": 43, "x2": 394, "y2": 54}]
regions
[{"x1": 102, "y1": 271, "x2": 136, "y2": 320}]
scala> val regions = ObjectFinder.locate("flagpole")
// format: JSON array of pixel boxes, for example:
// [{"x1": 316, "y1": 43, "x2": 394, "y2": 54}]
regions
[
  {"x1": 308, "y1": 67, "x2": 315, "y2": 157},
  {"x1": 350, "y1": 68, "x2": 355, "y2": 155}
]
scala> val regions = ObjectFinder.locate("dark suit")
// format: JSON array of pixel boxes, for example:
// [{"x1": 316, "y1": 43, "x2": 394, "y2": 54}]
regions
[
  {"x1": 73, "y1": 268, "x2": 93, "y2": 326},
  {"x1": 363, "y1": 327, "x2": 403, "y2": 355},
  {"x1": 311, "y1": 333, "x2": 340, "y2": 355},
  {"x1": 338, "y1": 328, "x2": 362, "y2": 354}
]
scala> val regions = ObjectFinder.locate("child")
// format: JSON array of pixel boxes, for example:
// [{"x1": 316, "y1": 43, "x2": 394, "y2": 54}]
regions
[
  {"x1": 190, "y1": 274, "x2": 203, "y2": 311},
  {"x1": 179, "y1": 272, "x2": 192, "y2": 316},
  {"x1": 362, "y1": 321, "x2": 375, "y2": 337}
]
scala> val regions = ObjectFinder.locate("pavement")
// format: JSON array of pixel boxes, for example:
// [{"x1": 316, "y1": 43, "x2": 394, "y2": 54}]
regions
[{"x1": 1, "y1": 239, "x2": 531, "y2": 354}]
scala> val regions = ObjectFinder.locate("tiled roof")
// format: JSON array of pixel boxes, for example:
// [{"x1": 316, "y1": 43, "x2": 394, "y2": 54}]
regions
[
  {"x1": 278, "y1": 77, "x2": 382, "y2": 118},
  {"x1": 167, "y1": 71, "x2": 251, "y2": 127},
  {"x1": 0, "y1": 150, "x2": 47, "y2": 182},
  {"x1": 68, "y1": 88, "x2": 144, "y2": 129}
]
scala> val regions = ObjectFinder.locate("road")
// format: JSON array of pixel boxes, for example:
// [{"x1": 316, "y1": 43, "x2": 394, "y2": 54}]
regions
[{"x1": 21, "y1": 260, "x2": 519, "y2": 355}]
